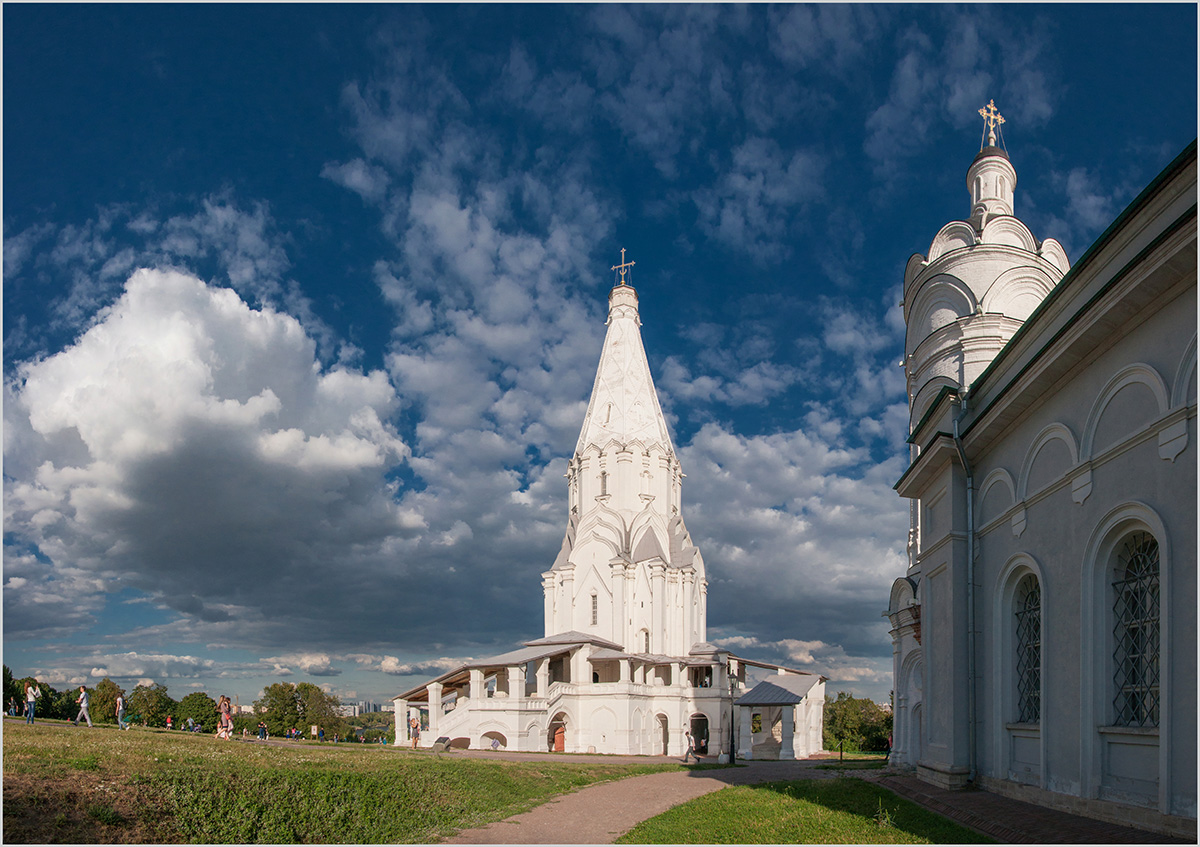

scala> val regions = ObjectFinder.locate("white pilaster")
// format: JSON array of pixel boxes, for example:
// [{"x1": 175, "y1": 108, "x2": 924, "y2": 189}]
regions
[
  {"x1": 427, "y1": 682, "x2": 443, "y2": 739},
  {"x1": 738, "y1": 705, "x2": 754, "y2": 759},
  {"x1": 779, "y1": 706, "x2": 796, "y2": 760}
]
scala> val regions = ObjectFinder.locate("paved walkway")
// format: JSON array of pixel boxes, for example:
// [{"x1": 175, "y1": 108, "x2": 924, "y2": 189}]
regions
[
  {"x1": 872, "y1": 773, "x2": 1191, "y2": 844},
  {"x1": 440, "y1": 751, "x2": 1190, "y2": 844}
]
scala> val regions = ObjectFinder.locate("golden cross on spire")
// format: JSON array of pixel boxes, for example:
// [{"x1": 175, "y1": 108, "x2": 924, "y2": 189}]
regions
[
  {"x1": 611, "y1": 247, "x2": 636, "y2": 286},
  {"x1": 978, "y1": 99, "x2": 1005, "y2": 147}
]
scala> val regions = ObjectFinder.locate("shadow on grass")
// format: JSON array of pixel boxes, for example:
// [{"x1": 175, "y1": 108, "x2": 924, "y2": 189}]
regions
[{"x1": 616, "y1": 776, "x2": 994, "y2": 844}]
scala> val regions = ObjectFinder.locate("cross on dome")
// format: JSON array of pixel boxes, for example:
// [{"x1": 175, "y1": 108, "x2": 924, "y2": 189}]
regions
[
  {"x1": 978, "y1": 99, "x2": 1006, "y2": 148},
  {"x1": 611, "y1": 247, "x2": 636, "y2": 286}
]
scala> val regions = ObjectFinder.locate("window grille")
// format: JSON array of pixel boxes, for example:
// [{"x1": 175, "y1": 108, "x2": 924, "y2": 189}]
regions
[
  {"x1": 591, "y1": 594, "x2": 598, "y2": 626},
  {"x1": 1112, "y1": 532, "x2": 1160, "y2": 727},
  {"x1": 1014, "y1": 574, "x2": 1041, "y2": 723}
]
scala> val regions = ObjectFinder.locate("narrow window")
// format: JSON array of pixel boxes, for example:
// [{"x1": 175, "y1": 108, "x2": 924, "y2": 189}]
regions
[
  {"x1": 1112, "y1": 532, "x2": 1160, "y2": 727},
  {"x1": 1014, "y1": 574, "x2": 1041, "y2": 723},
  {"x1": 643, "y1": 630, "x2": 650, "y2": 653},
  {"x1": 600, "y1": 471, "x2": 608, "y2": 496},
  {"x1": 591, "y1": 593, "x2": 598, "y2": 627}
]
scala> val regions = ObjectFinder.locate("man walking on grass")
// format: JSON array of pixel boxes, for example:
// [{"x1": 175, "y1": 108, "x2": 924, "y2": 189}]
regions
[
  {"x1": 116, "y1": 693, "x2": 128, "y2": 730},
  {"x1": 74, "y1": 686, "x2": 93, "y2": 727}
]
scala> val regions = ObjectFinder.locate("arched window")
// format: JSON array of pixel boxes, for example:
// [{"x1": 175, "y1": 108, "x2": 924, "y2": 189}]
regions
[
  {"x1": 1014, "y1": 574, "x2": 1041, "y2": 723},
  {"x1": 1112, "y1": 532, "x2": 1160, "y2": 727},
  {"x1": 590, "y1": 593, "x2": 598, "y2": 626},
  {"x1": 600, "y1": 471, "x2": 608, "y2": 496}
]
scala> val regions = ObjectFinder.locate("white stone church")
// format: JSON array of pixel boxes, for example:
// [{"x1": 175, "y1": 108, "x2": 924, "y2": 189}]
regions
[
  {"x1": 394, "y1": 264, "x2": 825, "y2": 760},
  {"x1": 888, "y1": 104, "x2": 1195, "y2": 838}
]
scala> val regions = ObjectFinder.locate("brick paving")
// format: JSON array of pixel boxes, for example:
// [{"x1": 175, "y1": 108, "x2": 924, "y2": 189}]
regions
[{"x1": 872, "y1": 773, "x2": 1191, "y2": 844}]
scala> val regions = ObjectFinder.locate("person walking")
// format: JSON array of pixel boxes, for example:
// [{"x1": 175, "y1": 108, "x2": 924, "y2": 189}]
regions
[
  {"x1": 683, "y1": 730, "x2": 698, "y2": 763},
  {"x1": 24, "y1": 680, "x2": 40, "y2": 724},
  {"x1": 116, "y1": 693, "x2": 128, "y2": 730},
  {"x1": 410, "y1": 716, "x2": 420, "y2": 749},
  {"x1": 74, "y1": 686, "x2": 93, "y2": 727}
]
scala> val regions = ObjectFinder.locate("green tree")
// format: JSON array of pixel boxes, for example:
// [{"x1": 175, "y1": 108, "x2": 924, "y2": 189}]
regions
[
  {"x1": 3, "y1": 665, "x2": 17, "y2": 714},
  {"x1": 255, "y1": 682, "x2": 301, "y2": 735},
  {"x1": 176, "y1": 692, "x2": 217, "y2": 732},
  {"x1": 823, "y1": 691, "x2": 893, "y2": 753},
  {"x1": 128, "y1": 683, "x2": 176, "y2": 727},
  {"x1": 50, "y1": 686, "x2": 77, "y2": 721},
  {"x1": 90, "y1": 678, "x2": 124, "y2": 726},
  {"x1": 296, "y1": 682, "x2": 344, "y2": 734}
]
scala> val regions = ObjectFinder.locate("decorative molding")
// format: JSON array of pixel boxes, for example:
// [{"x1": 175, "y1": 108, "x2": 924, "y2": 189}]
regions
[
  {"x1": 1081, "y1": 363, "x2": 1169, "y2": 460},
  {"x1": 1018, "y1": 422, "x2": 1079, "y2": 501},
  {"x1": 1158, "y1": 414, "x2": 1189, "y2": 462},
  {"x1": 1011, "y1": 505, "x2": 1027, "y2": 537},
  {"x1": 1071, "y1": 467, "x2": 1094, "y2": 505}
]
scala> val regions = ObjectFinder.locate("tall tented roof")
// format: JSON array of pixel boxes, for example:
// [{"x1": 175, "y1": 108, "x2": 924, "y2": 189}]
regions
[{"x1": 574, "y1": 284, "x2": 674, "y2": 456}]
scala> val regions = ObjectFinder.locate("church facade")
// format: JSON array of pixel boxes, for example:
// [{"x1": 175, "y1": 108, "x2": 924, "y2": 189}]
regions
[
  {"x1": 394, "y1": 270, "x2": 824, "y2": 760},
  {"x1": 888, "y1": 106, "x2": 1196, "y2": 838}
]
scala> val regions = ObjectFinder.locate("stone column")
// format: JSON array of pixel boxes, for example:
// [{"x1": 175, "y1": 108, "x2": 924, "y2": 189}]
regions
[
  {"x1": 536, "y1": 658, "x2": 550, "y2": 698},
  {"x1": 619, "y1": 658, "x2": 631, "y2": 683},
  {"x1": 610, "y1": 559, "x2": 626, "y2": 645},
  {"x1": 738, "y1": 705, "x2": 754, "y2": 760},
  {"x1": 561, "y1": 571, "x2": 575, "y2": 631},
  {"x1": 779, "y1": 705, "x2": 796, "y2": 760},
  {"x1": 542, "y1": 572, "x2": 557, "y2": 636},
  {"x1": 427, "y1": 682, "x2": 443, "y2": 740},
  {"x1": 469, "y1": 669, "x2": 484, "y2": 700},
  {"x1": 507, "y1": 666, "x2": 524, "y2": 703},
  {"x1": 393, "y1": 699, "x2": 407, "y2": 746},
  {"x1": 682, "y1": 569, "x2": 695, "y2": 651},
  {"x1": 650, "y1": 563, "x2": 666, "y2": 654}
]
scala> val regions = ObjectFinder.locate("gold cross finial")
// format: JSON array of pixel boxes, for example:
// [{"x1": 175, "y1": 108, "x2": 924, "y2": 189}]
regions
[
  {"x1": 611, "y1": 247, "x2": 636, "y2": 286},
  {"x1": 978, "y1": 99, "x2": 1005, "y2": 147}
]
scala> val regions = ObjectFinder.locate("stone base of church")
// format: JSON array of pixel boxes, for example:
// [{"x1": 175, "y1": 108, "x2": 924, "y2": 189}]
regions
[
  {"x1": 977, "y1": 775, "x2": 1197, "y2": 841},
  {"x1": 916, "y1": 763, "x2": 971, "y2": 790}
]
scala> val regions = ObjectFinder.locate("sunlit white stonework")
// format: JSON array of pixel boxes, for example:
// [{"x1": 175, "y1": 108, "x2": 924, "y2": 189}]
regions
[
  {"x1": 888, "y1": 111, "x2": 1196, "y2": 839},
  {"x1": 395, "y1": 275, "x2": 824, "y2": 759}
]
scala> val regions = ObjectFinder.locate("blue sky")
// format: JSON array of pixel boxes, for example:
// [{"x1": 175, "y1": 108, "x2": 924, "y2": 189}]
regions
[{"x1": 4, "y1": 4, "x2": 1196, "y2": 708}]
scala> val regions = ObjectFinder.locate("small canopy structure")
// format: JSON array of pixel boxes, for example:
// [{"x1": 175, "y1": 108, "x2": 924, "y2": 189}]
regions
[{"x1": 735, "y1": 673, "x2": 821, "y2": 706}]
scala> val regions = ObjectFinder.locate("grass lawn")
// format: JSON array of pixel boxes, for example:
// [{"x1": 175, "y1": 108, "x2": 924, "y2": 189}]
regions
[
  {"x1": 617, "y1": 776, "x2": 995, "y2": 844},
  {"x1": 3, "y1": 718, "x2": 676, "y2": 843}
]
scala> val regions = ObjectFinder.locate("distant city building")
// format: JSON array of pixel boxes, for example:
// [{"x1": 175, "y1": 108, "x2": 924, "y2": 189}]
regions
[
  {"x1": 337, "y1": 700, "x2": 383, "y2": 718},
  {"x1": 887, "y1": 106, "x2": 1195, "y2": 839},
  {"x1": 395, "y1": 270, "x2": 825, "y2": 759}
]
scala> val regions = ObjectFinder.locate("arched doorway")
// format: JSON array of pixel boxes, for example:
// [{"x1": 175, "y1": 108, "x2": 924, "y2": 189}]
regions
[
  {"x1": 656, "y1": 714, "x2": 668, "y2": 756},
  {"x1": 689, "y1": 714, "x2": 710, "y2": 755},
  {"x1": 548, "y1": 712, "x2": 568, "y2": 752}
]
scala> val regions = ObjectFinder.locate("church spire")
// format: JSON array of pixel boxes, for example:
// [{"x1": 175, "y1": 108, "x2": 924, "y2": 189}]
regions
[{"x1": 574, "y1": 252, "x2": 675, "y2": 458}]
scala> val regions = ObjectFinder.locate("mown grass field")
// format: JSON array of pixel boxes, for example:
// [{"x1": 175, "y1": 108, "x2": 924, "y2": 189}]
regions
[
  {"x1": 617, "y1": 777, "x2": 995, "y2": 844},
  {"x1": 2, "y1": 718, "x2": 676, "y2": 843}
]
